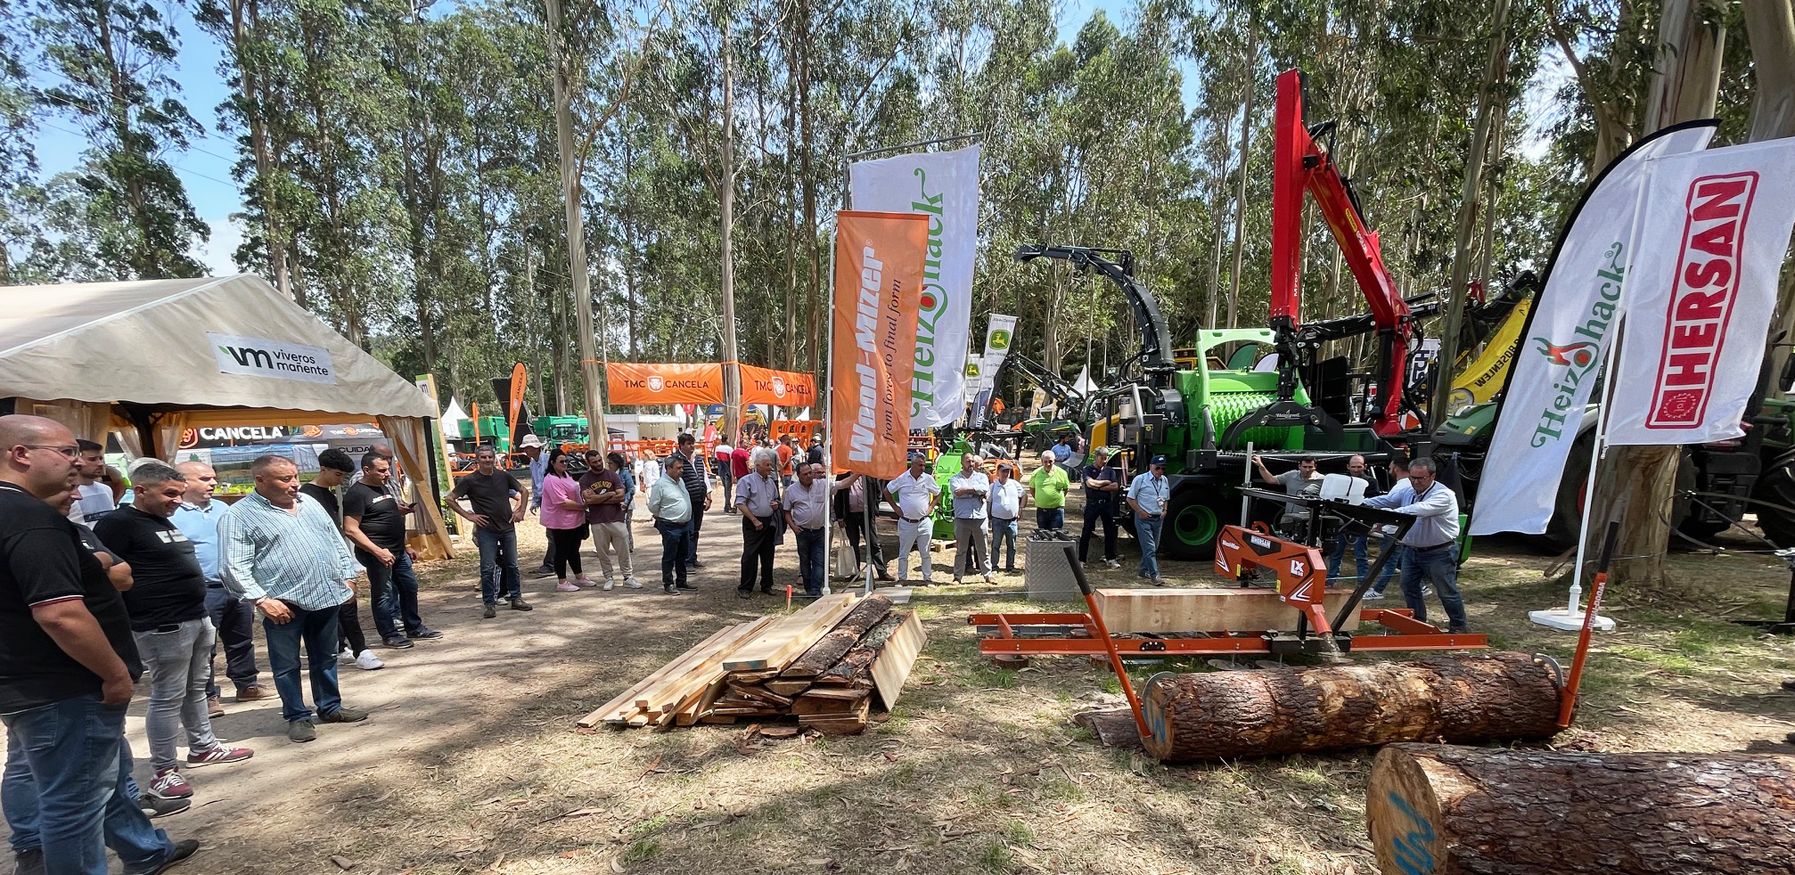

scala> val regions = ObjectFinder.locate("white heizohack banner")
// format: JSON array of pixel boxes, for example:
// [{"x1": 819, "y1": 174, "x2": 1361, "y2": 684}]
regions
[
  {"x1": 1469, "y1": 123, "x2": 1715, "y2": 537},
  {"x1": 1605, "y1": 139, "x2": 1795, "y2": 445},
  {"x1": 849, "y1": 144, "x2": 980, "y2": 428}
]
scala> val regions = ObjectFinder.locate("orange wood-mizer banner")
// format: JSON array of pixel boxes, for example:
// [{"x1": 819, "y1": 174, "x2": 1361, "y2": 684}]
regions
[
  {"x1": 605, "y1": 362, "x2": 725, "y2": 405},
  {"x1": 740, "y1": 364, "x2": 817, "y2": 407},
  {"x1": 506, "y1": 361, "x2": 528, "y2": 437},
  {"x1": 830, "y1": 210, "x2": 929, "y2": 478}
]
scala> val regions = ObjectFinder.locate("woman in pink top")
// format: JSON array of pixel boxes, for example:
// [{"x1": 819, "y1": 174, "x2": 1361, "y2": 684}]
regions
[{"x1": 540, "y1": 450, "x2": 593, "y2": 592}]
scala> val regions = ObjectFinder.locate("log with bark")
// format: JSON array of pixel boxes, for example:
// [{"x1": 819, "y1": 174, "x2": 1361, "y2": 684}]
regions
[
  {"x1": 781, "y1": 595, "x2": 892, "y2": 678},
  {"x1": 1367, "y1": 744, "x2": 1795, "y2": 875},
  {"x1": 1140, "y1": 652, "x2": 1562, "y2": 762},
  {"x1": 814, "y1": 613, "x2": 906, "y2": 687}
]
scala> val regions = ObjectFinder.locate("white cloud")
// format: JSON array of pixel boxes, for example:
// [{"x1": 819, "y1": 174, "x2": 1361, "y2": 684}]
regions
[{"x1": 191, "y1": 215, "x2": 247, "y2": 276}]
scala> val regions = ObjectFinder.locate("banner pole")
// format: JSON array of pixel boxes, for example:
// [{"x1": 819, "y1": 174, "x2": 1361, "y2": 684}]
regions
[{"x1": 1551, "y1": 159, "x2": 1658, "y2": 629}]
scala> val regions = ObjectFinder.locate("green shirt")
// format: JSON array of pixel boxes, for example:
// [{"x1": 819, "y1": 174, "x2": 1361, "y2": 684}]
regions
[{"x1": 1029, "y1": 465, "x2": 1070, "y2": 509}]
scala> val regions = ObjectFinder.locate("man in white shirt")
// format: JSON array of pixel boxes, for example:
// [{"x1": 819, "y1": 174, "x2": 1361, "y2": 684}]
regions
[
  {"x1": 948, "y1": 454, "x2": 992, "y2": 585},
  {"x1": 883, "y1": 454, "x2": 940, "y2": 585},
  {"x1": 67, "y1": 439, "x2": 116, "y2": 529},
  {"x1": 1362, "y1": 457, "x2": 1466, "y2": 632},
  {"x1": 783, "y1": 462, "x2": 830, "y2": 597},
  {"x1": 987, "y1": 462, "x2": 1026, "y2": 573}
]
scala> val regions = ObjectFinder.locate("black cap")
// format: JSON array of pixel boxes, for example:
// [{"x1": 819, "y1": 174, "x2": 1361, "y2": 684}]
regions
[{"x1": 1150, "y1": 454, "x2": 1167, "y2": 466}]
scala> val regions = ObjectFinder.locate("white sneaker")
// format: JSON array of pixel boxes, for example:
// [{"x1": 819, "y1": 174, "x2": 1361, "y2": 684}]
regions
[
  {"x1": 354, "y1": 650, "x2": 384, "y2": 671},
  {"x1": 623, "y1": 577, "x2": 642, "y2": 589},
  {"x1": 1104, "y1": 558, "x2": 1121, "y2": 569},
  {"x1": 1362, "y1": 590, "x2": 1385, "y2": 601},
  {"x1": 339, "y1": 646, "x2": 353, "y2": 661},
  {"x1": 601, "y1": 578, "x2": 615, "y2": 591}
]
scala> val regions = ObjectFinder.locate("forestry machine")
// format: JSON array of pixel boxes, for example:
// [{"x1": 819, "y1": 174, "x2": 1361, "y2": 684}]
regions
[{"x1": 1014, "y1": 69, "x2": 1434, "y2": 559}]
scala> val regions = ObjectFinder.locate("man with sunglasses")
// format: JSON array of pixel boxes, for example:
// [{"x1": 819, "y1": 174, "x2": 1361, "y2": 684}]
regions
[{"x1": 0, "y1": 415, "x2": 198, "y2": 874}]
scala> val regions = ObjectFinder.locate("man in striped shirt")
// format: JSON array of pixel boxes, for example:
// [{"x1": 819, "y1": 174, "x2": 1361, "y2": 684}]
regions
[{"x1": 218, "y1": 455, "x2": 369, "y2": 743}]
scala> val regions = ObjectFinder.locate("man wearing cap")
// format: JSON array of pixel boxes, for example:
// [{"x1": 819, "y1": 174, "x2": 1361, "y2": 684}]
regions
[
  {"x1": 1028, "y1": 450, "x2": 1070, "y2": 531},
  {"x1": 948, "y1": 454, "x2": 993, "y2": 586},
  {"x1": 672, "y1": 434, "x2": 711, "y2": 567},
  {"x1": 883, "y1": 454, "x2": 940, "y2": 585},
  {"x1": 987, "y1": 462, "x2": 1025, "y2": 573},
  {"x1": 1079, "y1": 448, "x2": 1124, "y2": 569},
  {"x1": 1125, "y1": 456, "x2": 1171, "y2": 586},
  {"x1": 805, "y1": 435, "x2": 824, "y2": 468},
  {"x1": 517, "y1": 435, "x2": 556, "y2": 577}
]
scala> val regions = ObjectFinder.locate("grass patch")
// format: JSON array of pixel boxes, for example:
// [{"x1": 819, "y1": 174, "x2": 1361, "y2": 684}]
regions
[
  {"x1": 622, "y1": 838, "x2": 661, "y2": 864},
  {"x1": 1002, "y1": 819, "x2": 1034, "y2": 845},
  {"x1": 978, "y1": 840, "x2": 1015, "y2": 873}
]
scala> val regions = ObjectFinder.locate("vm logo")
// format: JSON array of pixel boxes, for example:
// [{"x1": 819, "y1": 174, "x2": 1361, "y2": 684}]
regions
[{"x1": 219, "y1": 345, "x2": 273, "y2": 369}]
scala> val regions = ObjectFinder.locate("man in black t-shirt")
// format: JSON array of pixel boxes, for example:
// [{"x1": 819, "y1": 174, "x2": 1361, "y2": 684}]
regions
[
  {"x1": 673, "y1": 433, "x2": 711, "y2": 567},
  {"x1": 95, "y1": 463, "x2": 253, "y2": 802},
  {"x1": 1078, "y1": 448, "x2": 1124, "y2": 568},
  {"x1": 449, "y1": 445, "x2": 532, "y2": 617},
  {"x1": 0, "y1": 415, "x2": 196, "y2": 873},
  {"x1": 345, "y1": 452, "x2": 440, "y2": 649}
]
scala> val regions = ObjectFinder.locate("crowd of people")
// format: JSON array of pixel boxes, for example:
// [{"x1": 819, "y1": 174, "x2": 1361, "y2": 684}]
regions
[{"x1": 0, "y1": 408, "x2": 1469, "y2": 873}]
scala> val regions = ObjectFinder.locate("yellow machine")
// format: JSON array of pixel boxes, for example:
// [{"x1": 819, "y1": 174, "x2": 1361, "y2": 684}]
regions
[{"x1": 1446, "y1": 297, "x2": 1532, "y2": 415}]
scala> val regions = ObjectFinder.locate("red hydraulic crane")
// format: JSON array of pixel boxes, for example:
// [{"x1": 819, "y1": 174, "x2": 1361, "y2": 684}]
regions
[{"x1": 1269, "y1": 69, "x2": 1421, "y2": 436}]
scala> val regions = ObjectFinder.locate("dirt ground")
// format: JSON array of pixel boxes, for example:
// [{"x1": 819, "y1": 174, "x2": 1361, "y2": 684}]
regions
[{"x1": 8, "y1": 501, "x2": 1795, "y2": 874}]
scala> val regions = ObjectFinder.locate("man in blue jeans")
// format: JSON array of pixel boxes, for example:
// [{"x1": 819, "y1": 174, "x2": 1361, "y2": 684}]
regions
[
  {"x1": 218, "y1": 455, "x2": 371, "y2": 743},
  {"x1": 784, "y1": 462, "x2": 830, "y2": 597},
  {"x1": 1360, "y1": 457, "x2": 1467, "y2": 631},
  {"x1": 1125, "y1": 455, "x2": 1171, "y2": 587},
  {"x1": 0, "y1": 414, "x2": 198, "y2": 874},
  {"x1": 1324, "y1": 455, "x2": 1379, "y2": 585},
  {"x1": 449, "y1": 446, "x2": 534, "y2": 618},
  {"x1": 344, "y1": 453, "x2": 441, "y2": 648},
  {"x1": 648, "y1": 455, "x2": 694, "y2": 594}
]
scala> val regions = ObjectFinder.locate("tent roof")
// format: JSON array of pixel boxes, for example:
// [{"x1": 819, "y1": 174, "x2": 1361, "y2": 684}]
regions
[{"x1": 0, "y1": 275, "x2": 435, "y2": 419}]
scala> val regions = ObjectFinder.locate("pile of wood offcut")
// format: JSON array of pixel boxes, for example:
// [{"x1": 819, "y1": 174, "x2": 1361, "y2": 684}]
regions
[{"x1": 577, "y1": 592, "x2": 924, "y2": 735}]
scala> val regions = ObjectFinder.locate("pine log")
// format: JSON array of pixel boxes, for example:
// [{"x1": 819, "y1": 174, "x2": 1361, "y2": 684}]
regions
[
  {"x1": 818, "y1": 613, "x2": 907, "y2": 685},
  {"x1": 1367, "y1": 744, "x2": 1795, "y2": 875},
  {"x1": 782, "y1": 595, "x2": 893, "y2": 678},
  {"x1": 1140, "y1": 652, "x2": 1562, "y2": 762}
]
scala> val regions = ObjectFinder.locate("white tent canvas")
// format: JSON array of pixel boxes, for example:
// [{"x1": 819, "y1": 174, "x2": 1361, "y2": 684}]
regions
[{"x1": 0, "y1": 275, "x2": 435, "y2": 419}]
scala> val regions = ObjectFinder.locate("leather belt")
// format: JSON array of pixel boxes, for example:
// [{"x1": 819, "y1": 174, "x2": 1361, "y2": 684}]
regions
[
  {"x1": 1412, "y1": 541, "x2": 1455, "y2": 552},
  {"x1": 901, "y1": 516, "x2": 927, "y2": 523}
]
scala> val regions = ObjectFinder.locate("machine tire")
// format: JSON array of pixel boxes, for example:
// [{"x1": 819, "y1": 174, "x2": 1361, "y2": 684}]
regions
[
  {"x1": 1752, "y1": 450, "x2": 1795, "y2": 548},
  {"x1": 1539, "y1": 429, "x2": 1594, "y2": 551},
  {"x1": 1162, "y1": 486, "x2": 1234, "y2": 561}
]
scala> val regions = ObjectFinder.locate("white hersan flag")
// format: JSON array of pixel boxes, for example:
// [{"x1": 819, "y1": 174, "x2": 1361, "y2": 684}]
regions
[
  {"x1": 849, "y1": 144, "x2": 981, "y2": 428},
  {"x1": 1605, "y1": 138, "x2": 1795, "y2": 445},
  {"x1": 1469, "y1": 122, "x2": 1716, "y2": 537}
]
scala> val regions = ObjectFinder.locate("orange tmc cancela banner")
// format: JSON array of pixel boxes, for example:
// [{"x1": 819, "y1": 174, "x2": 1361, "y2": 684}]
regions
[
  {"x1": 830, "y1": 210, "x2": 929, "y2": 478},
  {"x1": 605, "y1": 362, "x2": 725, "y2": 405},
  {"x1": 740, "y1": 364, "x2": 817, "y2": 407}
]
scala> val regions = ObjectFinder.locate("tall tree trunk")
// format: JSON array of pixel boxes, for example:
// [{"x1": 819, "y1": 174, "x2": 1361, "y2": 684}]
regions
[
  {"x1": 1589, "y1": 0, "x2": 1726, "y2": 587},
  {"x1": 719, "y1": 9, "x2": 741, "y2": 443},
  {"x1": 1432, "y1": 0, "x2": 1511, "y2": 420},
  {"x1": 229, "y1": 0, "x2": 294, "y2": 302},
  {"x1": 1747, "y1": 1, "x2": 1795, "y2": 388},
  {"x1": 1225, "y1": 27, "x2": 1257, "y2": 329},
  {"x1": 1205, "y1": 118, "x2": 1229, "y2": 327},
  {"x1": 798, "y1": 0, "x2": 821, "y2": 379},
  {"x1": 545, "y1": 0, "x2": 607, "y2": 441}
]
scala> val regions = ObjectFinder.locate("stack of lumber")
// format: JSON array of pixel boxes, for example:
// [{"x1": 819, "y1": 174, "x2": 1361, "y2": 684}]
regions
[{"x1": 577, "y1": 592, "x2": 926, "y2": 735}]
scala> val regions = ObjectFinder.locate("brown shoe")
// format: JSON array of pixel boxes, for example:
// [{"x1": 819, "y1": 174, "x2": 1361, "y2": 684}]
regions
[
  {"x1": 206, "y1": 695, "x2": 224, "y2": 718},
  {"x1": 236, "y1": 685, "x2": 270, "y2": 702}
]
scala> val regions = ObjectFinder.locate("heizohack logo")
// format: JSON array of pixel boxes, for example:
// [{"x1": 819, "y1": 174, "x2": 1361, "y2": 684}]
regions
[
  {"x1": 1645, "y1": 171, "x2": 1757, "y2": 429},
  {"x1": 1535, "y1": 339, "x2": 1596, "y2": 368}
]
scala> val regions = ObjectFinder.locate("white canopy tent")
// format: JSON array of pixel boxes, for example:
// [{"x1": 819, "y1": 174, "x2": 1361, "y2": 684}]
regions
[{"x1": 0, "y1": 275, "x2": 453, "y2": 558}]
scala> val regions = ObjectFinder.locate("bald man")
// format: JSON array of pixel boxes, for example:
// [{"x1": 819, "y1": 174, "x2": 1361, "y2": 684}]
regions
[
  {"x1": 0, "y1": 415, "x2": 196, "y2": 873},
  {"x1": 172, "y1": 461, "x2": 266, "y2": 716}
]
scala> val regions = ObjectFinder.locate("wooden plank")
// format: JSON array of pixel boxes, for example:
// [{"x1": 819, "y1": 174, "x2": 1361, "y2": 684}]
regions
[
  {"x1": 722, "y1": 593, "x2": 859, "y2": 672},
  {"x1": 780, "y1": 595, "x2": 893, "y2": 678},
  {"x1": 798, "y1": 686, "x2": 872, "y2": 702},
  {"x1": 764, "y1": 679, "x2": 814, "y2": 696},
  {"x1": 576, "y1": 623, "x2": 742, "y2": 727},
  {"x1": 1091, "y1": 587, "x2": 1363, "y2": 634},
  {"x1": 870, "y1": 610, "x2": 927, "y2": 710},
  {"x1": 726, "y1": 683, "x2": 794, "y2": 707},
  {"x1": 639, "y1": 615, "x2": 778, "y2": 712}
]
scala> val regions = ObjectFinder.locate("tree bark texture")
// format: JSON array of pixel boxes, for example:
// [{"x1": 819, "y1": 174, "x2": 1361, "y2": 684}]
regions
[
  {"x1": 1225, "y1": 28, "x2": 1256, "y2": 329},
  {"x1": 1139, "y1": 652, "x2": 1562, "y2": 763},
  {"x1": 1367, "y1": 744, "x2": 1795, "y2": 875},
  {"x1": 780, "y1": 595, "x2": 892, "y2": 678},
  {"x1": 816, "y1": 612, "x2": 905, "y2": 686},
  {"x1": 1746, "y1": 1, "x2": 1795, "y2": 406},
  {"x1": 544, "y1": 0, "x2": 608, "y2": 439}
]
